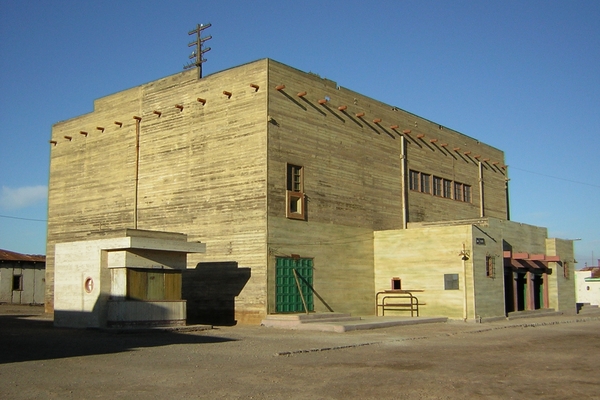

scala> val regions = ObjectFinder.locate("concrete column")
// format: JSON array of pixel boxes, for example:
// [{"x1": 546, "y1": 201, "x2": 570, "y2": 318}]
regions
[
  {"x1": 543, "y1": 272, "x2": 549, "y2": 309},
  {"x1": 526, "y1": 271, "x2": 534, "y2": 310}
]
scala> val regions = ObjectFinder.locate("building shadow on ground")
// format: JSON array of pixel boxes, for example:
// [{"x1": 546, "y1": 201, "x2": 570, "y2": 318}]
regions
[{"x1": 0, "y1": 314, "x2": 235, "y2": 365}]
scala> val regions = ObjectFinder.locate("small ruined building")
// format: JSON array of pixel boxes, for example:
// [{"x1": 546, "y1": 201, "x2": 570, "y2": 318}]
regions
[
  {"x1": 0, "y1": 249, "x2": 45, "y2": 305},
  {"x1": 47, "y1": 59, "x2": 576, "y2": 327}
]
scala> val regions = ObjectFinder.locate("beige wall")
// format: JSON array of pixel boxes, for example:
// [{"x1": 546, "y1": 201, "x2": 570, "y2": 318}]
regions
[
  {"x1": 546, "y1": 238, "x2": 576, "y2": 313},
  {"x1": 374, "y1": 226, "x2": 474, "y2": 319},
  {"x1": 266, "y1": 60, "x2": 507, "y2": 230},
  {"x1": 48, "y1": 60, "x2": 269, "y2": 323},
  {"x1": 267, "y1": 218, "x2": 374, "y2": 316},
  {"x1": 374, "y1": 219, "x2": 576, "y2": 320},
  {"x1": 266, "y1": 61, "x2": 510, "y2": 317}
]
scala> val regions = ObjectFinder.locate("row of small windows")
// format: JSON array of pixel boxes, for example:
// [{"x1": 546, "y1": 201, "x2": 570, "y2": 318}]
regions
[{"x1": 409, "y1": 170, "x2": 471, "y2": 203}]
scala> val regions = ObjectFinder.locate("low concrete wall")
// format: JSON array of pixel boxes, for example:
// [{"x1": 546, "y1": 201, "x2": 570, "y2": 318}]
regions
[{"x1": 107, "y1": 300, "x2": 186, "y2": 327}]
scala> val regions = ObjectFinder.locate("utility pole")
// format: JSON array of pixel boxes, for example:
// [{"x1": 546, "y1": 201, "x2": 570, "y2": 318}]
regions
[{"x1": 184, "y1": 23, "x2": 212, "y2": 79}]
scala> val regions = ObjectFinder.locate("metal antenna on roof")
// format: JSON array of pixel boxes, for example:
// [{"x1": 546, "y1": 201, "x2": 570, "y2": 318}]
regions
[{"x1": 184, "y1": 23, "x2": 212, "y2": 79}]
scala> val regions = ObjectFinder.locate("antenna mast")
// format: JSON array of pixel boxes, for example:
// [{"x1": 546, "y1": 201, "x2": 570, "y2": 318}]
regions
[{"x1": 184, "y1": 23, "x2": 212, "y2": 79}]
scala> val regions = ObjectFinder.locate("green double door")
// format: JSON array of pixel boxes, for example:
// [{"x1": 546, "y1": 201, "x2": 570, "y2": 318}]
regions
[{"x1": 275, "y1": 257, "x2": 314, "y2": 313}]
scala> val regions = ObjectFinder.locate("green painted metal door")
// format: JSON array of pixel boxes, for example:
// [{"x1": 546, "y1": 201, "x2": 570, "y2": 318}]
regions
[{"x1": 276, "y1": 257, "x2": 314, "y2": 313}]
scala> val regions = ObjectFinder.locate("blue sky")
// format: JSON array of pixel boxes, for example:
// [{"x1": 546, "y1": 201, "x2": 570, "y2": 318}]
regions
[{"x1": 1, "y1": 0, "x2": 599, "y2": 266}]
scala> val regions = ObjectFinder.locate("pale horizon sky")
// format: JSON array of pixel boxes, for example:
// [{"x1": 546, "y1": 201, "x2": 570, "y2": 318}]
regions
[{"x1": 1, "y1": 0, "x2": 599, "y2": 267}]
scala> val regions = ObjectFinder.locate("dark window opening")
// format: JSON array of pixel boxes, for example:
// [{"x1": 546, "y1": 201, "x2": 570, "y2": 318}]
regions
[
  {"x1": 444, "y1": 273, "x2": 459, "y2": 290},
  {"x1": 486, "y1": 256, "x2": 495, "y2": 278},
  {"x1": 12, "y1": 275, "x2": 23, "y2": 291}
]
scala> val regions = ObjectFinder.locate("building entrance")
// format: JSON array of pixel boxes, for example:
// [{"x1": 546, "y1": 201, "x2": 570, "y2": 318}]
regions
[
  {"x1": 275, "y1": 257, "x2": 313, "y2": 313},
  {"x1": 504, "y1": 267, "x2": 549, "y2": 315}
]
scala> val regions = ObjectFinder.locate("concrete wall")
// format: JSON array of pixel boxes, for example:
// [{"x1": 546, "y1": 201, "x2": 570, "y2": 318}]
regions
[
  {"x1": 54, "y1": 239, "x2": 116, "y2": 328},
  {"x1": 266, "y1": 60, "x2": 507, "y2": 230},
  {"x1": 374, "y1": 218, "x2": 576, "y2": 320},
  {"x1": 546, "y1": 238, "x2": 576, "y2": 313},
  {"x1": 469, "y1": 222, "x2": 506, "y2": 320},
  {"x1": 53, "y1": 231, "x2": 204, "y2": 328},
  {"x1": 374, "y1": 226, "x2": 474, "y2": 319},
  {"x1": 266, "y1": 60, "x2": 507, "y2": 317},
  {"x1": 48, "y1": 60, "x2": 269, "y2": 324},
  {"x1": 267, "y1": 218, "x2": 375, "y2": 316},
  {"x1": 0, "y1": 263, "x2": 45, "y2": 305}
]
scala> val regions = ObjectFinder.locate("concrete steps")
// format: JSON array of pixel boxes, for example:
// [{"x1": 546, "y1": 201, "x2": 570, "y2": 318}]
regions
[
  {"x1": 261, "y1": 313, "x2": 361, "y2": 327},
  {"x1": 506, "y1": 309, "x2": 563, "y2": 320},
  {"x1": 261, "y1": 313, "x2": 448, "y2": 333}
]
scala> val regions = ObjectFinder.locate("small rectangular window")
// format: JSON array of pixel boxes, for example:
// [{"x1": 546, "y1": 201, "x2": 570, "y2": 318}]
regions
[
  {"x1": 12, "y1": 275, "x2": 23, "y2": 291},
  {"x1": 433, "y1": 176, "x2": 442, "y2": 196},
  {"x1": 443, "y1": 179, "x2": 452, "y2": 198},
  {"x1": 486, "y1": 256, "x2": 495, "y2": 278},
  {"x1": 286, "y1": 164, "x2": 306, "y2": 220},
  {"x1": 409, "y1": 170, "x2": 419, "y2": 191},
  {"x1": 420, "y1": 173, "x2": 431, "y2": 194},
  {"x1": 463, "y1": 185, "x2": 471, "y2": 203},
  {"x1": 454, "y1": 182, "x2": 463, "y2": 201},
  {"x1": 444, "y1": 273, "x2": 459, "y2": 290},
  {"x1": 287, "y1": 164, "x2": 303, "y2": 192}
]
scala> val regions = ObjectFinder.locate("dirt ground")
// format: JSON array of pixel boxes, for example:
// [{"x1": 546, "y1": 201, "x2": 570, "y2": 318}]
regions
[{"x1": 0, "y1": 305, "x2": 599, "y2": 399}]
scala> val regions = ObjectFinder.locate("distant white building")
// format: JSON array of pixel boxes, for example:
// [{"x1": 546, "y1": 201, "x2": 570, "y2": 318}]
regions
[{"x1": 575, "y1": 262, "x2": 600, "y2": 307}]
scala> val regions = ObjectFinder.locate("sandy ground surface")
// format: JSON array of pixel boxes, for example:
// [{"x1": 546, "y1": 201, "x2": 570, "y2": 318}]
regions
[{"x1": 0, "y1": 305, "x2": 599, "y2": 399}]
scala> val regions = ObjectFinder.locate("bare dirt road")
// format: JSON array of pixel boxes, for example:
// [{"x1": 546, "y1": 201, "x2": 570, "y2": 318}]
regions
[{"x1": 1, "y1": 305, "x2": 599, "y2": 399}]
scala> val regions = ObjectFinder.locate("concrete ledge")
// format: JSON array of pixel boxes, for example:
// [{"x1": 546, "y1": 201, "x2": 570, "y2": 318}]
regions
[
  {"x1": 507, "y1": 309, "x2": 562, "y2": 320},
  {"x1": 262, "y1": 313, "x2": 448, "y2": 333}
]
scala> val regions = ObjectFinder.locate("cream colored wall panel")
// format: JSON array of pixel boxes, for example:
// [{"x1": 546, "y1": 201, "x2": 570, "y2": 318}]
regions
[
  {"x1": 374, "y1": 226, "x2": 475, "y2": 320},
  {"x1": 268, "y1": 217, "x2": 375, "y2": 316}
]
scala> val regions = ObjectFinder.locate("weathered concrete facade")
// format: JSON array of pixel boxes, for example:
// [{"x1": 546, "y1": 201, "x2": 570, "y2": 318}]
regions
[
  {"x1": 374, "y1": 218, "x2": 575, "y2": 321},
  {"x1": 48, "y1": 59, "x2": 574, "y2": 324}
]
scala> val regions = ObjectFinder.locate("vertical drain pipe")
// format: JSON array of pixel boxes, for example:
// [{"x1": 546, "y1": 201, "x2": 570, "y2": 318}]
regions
[
  {"x1": 133, "y1": 116, "x2": 142, "y2": 229},
  {"x1": 478, "y1": 161, "x2": 484, "y2": 218},
  {"x1": 400, "y1": 136, "x2": 408, "y2": 229},
  {"x1": 505, "y1": 166, "x2": 510, "y2": 220}
]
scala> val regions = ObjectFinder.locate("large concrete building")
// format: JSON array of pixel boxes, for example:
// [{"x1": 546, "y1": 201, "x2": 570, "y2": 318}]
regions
[{"x1": 47, "y1": 59, "x2": 576, "y2": 324}]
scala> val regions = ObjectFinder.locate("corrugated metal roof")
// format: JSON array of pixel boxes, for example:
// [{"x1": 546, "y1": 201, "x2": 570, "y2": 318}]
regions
[
  {"x1": 579, "y1": 266, "x2": 600, "y2": 278},
  {"x1": 0, "y1": 249, "x2": 45, "y2": 263}
]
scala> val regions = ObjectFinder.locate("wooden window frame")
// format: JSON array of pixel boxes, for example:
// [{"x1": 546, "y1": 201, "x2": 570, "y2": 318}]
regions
[
  {"x1": 486, "y1": 255, "x2": 495, "y2": 278},
  {"x1": 286, "y1": 164, "x2": 306, "y2": 220},
  {"x1": 420, "y1": 173, "x2": 431, "y2": 194},
  {"x1": 443, "y1": 179, "x2": 452, "y2": 199},
  {"x1": 409, "y1": 170, "x2": 419, "y2": 191},
  {"x1": 409, "y1": 170, "x2": 471, "y2": 203},
  {"x1": 463, "y1": 184, "x2": 472, "y2": 203},
  {"x1": 444, "y1": 273, "x2": 460, "y2": 290},
  {"x1": 454, "y1": 182, "x2": 463, "y2": 201},
  {"x1": 433, "y1": 176, "x2": 442, "y2": 197}
]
